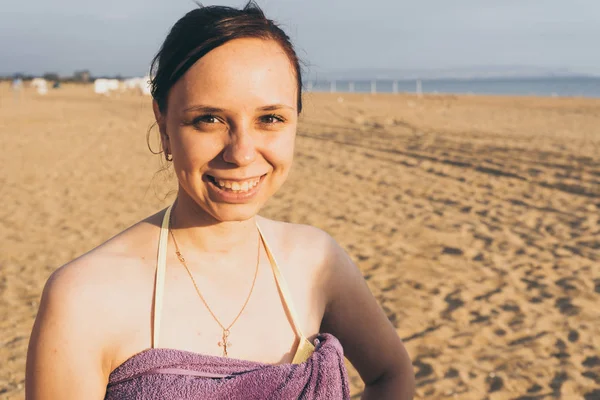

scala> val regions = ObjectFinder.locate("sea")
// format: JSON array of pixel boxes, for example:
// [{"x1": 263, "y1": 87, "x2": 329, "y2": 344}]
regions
[{"x1": 306, "y1": 77, "x2": 600, "y2": 98}]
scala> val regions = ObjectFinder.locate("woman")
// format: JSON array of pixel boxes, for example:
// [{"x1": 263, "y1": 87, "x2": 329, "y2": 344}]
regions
[{"x1": 26, "y1": 2, "x2": 415, "y2": 399}]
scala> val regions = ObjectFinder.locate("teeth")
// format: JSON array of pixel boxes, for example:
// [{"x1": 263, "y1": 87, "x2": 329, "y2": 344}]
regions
[{"x1": 215, "y1": 177, "x2": 261, "y2": 192}]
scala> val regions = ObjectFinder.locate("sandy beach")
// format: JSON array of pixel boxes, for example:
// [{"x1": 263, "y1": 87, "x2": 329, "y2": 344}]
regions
[{"x1": 1, "y1": 83, "x2": 599, "y2": 399}]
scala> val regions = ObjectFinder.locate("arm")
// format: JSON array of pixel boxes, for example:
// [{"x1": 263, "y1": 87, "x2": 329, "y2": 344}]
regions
[
  {"x1": 26, "y1": 265, "x2": 108, "y2": 400},
  {"x1": 320, "y1": 235, "x2": 415, "y2": 399}
]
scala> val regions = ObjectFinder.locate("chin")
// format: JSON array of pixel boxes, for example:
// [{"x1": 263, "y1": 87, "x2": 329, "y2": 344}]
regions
[{"x1": 207, "y1": 202, "x2": 263, "y2": 223}]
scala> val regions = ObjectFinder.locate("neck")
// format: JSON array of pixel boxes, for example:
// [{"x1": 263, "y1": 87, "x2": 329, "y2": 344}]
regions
[{"x1": 169, "y1": 190, "x2": 258, "y2": 255}]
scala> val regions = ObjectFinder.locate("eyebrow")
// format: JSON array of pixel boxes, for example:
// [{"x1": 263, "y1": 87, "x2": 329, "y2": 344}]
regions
[
  {"x1": 257, "y1": 104, "x2": 295, "y2": 112},
  {"x1": 183, "y1": 105, "x2": 225, "y2": 113},
  {"x1": 183, "y1": 104, "x2": 295, "y2": 113}
]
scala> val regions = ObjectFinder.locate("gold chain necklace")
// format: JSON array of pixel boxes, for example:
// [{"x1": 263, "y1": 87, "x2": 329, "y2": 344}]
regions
[{"x1": 169, "y1": 216, "x2": 260, "y2": 357}]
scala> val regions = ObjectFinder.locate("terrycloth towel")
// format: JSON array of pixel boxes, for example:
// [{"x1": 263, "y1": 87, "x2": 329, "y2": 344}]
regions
[{"x1": 105, "y1": 333, "x2": 350, "y2": 399}]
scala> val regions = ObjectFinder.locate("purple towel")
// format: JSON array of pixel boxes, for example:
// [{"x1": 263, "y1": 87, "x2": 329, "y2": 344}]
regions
[{"x1": 105, "y1": 333, "x2": 350, "y2": 399}]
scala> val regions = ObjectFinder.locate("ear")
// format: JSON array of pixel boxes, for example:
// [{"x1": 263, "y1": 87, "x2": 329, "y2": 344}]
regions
[{"x1": 152, "y1": 100, "x2": 169, "y2": 153}]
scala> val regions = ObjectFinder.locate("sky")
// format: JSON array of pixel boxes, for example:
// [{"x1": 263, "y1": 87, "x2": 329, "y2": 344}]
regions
[{"x1": 2, "y1": 0, "x2": 599, "y2": 78}]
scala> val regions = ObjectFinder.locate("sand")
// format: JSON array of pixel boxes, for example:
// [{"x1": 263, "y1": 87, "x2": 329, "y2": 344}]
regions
[{"x1": 1, "y1": 83, "x2": 599, "y2": 399}]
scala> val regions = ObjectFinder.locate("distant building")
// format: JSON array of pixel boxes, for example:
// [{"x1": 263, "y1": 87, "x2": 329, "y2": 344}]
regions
[
  {"x1": 73, "y1": 70, "x2": 91, "y2": 83},
  {"x1": 42, "y1": 73, "x2": 60, "y2": 82}
]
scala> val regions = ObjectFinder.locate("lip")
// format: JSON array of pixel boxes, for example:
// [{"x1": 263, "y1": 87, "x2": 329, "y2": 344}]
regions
[
  {"x1": 205, "y1": 173, "x2": 266, "y2": 203},
  {"x1": 208, "y1": 175, "x2": 264, "y2": 182}
]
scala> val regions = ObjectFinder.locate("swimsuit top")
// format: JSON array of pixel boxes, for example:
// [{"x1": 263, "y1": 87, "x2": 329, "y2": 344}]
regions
[{"x1": 152, "y1": 204, "x2": 315, "y2": 364}]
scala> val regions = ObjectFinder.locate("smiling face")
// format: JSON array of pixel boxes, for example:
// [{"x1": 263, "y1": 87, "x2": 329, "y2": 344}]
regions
[{"x1": 154, "y1": 38, "x2": 299, "y2": 222}]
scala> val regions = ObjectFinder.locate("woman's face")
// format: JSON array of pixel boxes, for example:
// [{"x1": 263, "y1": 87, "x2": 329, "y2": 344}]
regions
[{"x1": 155, "y1": 38, "x2": 298, "y2": 222}]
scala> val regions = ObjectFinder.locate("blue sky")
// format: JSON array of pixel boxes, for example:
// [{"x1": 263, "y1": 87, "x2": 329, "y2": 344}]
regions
[{"x1": 2, "y1": 0, "x2": 598, "y2": 77}]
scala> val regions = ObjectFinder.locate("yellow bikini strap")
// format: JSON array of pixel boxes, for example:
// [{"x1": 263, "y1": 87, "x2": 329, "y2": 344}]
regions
[
  {"x1": 153, "y1": 204, "x2": 172, "y2": 348},
  {"x1": 255, "y1": 221, "x2": 306, "y2": 341}
]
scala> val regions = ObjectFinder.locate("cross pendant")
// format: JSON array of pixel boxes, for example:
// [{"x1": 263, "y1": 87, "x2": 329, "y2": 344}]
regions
[{"x1": 218, "y1": 329, "x2": 231, "y2": 357}]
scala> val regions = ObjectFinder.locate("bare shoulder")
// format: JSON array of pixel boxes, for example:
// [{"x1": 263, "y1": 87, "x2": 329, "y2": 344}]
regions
[
  {"x1": 27, "y1": 210, "x2": 165, "y2": 395},
  {"x1": 43, "y1": 209, "x2": 163, "y2": 306},
  {"x1": 254, "y1": 217, "x2": 351, "y2": 309},
  {"x1": 255, "y1": 216, "x2": 341, "y2": 270}
]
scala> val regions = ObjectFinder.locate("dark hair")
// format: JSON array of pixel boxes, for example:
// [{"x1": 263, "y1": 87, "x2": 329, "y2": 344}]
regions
[{"x1": 150, "y1": 1, "x2": 303, "y2": 114}]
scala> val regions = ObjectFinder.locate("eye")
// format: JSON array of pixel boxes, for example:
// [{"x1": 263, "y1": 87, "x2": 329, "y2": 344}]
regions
[
  {"x1": 259, "y1": 114, "x2": 285, "y2": 124},
  {"x1": 192, "y1": 114, "x2": 221, "y2": 125}
]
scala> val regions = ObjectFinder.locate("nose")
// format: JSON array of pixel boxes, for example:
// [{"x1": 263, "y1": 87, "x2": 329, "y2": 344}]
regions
[{"x1": 222, "y1": 125, "x2": 257, "y2": 167}]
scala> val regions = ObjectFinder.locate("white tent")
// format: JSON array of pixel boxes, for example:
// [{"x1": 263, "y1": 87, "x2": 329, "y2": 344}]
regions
[
  {"x1": 122, "y1": 77, "x2": 151, "y2": 95},
  {"x1": 95, "y1": 77, "x2": 150, "y2": 96},
  {"x1": 31, "y1": 78, "x2": 48, "y2": 95},
  {"x1": 94, "y1": 79, "x2": 120, "y2": 95}
]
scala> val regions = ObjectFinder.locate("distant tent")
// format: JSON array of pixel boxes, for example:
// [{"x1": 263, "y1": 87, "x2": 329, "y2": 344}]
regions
[
  {"x1": 31, "y1": 78, "x2": 48, "y2": 95},
  {"x1": 96, "y1": 77, "x2": 151, "y2": 96},
  {"x1": 94, "y1": 79, "x2": 120, "y2": 95},
  {"x1": 122, "y1": 76, "x2": 152, "y2": 95}
]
